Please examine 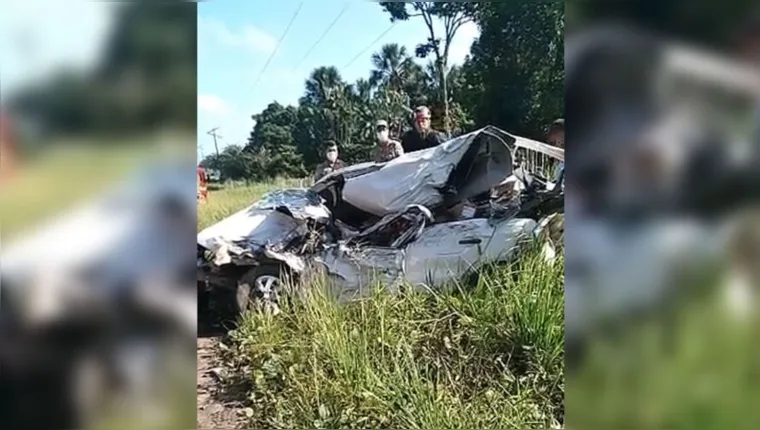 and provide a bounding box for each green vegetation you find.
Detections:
[199,183,565,429]
[0,134,193,240]
[194,8,566,424]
